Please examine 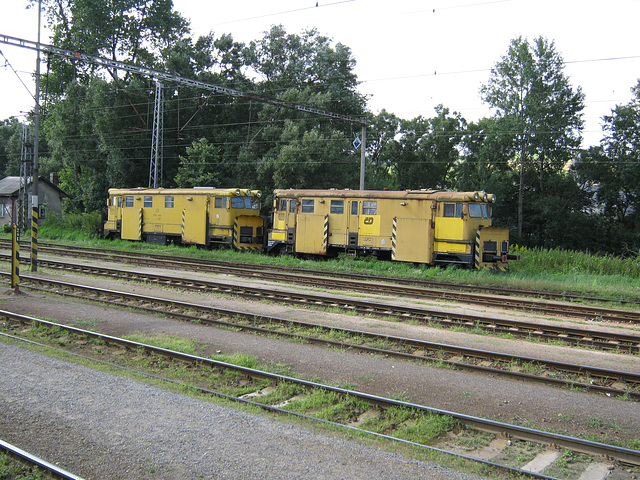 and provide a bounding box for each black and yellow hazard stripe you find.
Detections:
[323,215,329,253]
[11,225,19,289]
[232,219,239,250]
[391,217,397,261]
[474,230,481,270]
[31,205,38,272]
[138,208,143,240]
